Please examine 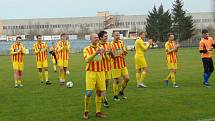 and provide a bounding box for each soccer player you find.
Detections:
[199,29,215,87]
[135,32,153,88]
[164,33,180,88]
[10,36,26,87]
[49,42,57,72]
[83,33,106,119]
[56,33,70,85]
[33,35,51,85]
[110,31,130,101]
[98,31,114,108]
